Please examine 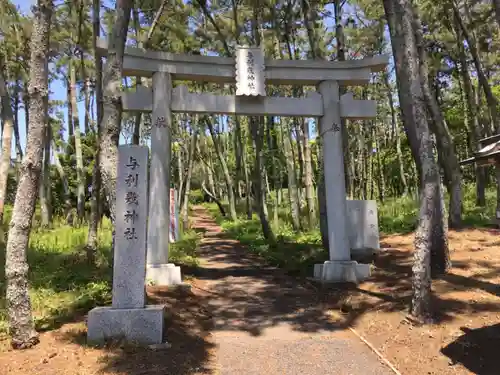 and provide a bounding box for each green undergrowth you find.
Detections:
[169,229,202,267]
[379,184,496,233]
[204,203,326,276]
[0,221,114,337]
[0,212,202,338]
[203,184,496,275]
